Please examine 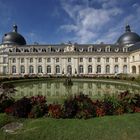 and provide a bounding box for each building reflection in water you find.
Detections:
[15,81,140,102]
